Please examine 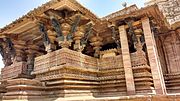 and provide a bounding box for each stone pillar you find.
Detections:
[90,35,103,58]
[141,17,166,94]
[118,25,136,95]
[13,41,26,62]
[26,45,40,75]
[26,51,35,75]
[73,27,85,52]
